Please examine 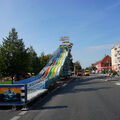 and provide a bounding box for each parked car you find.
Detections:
[76,70,84,76]
[84,70,90,76]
